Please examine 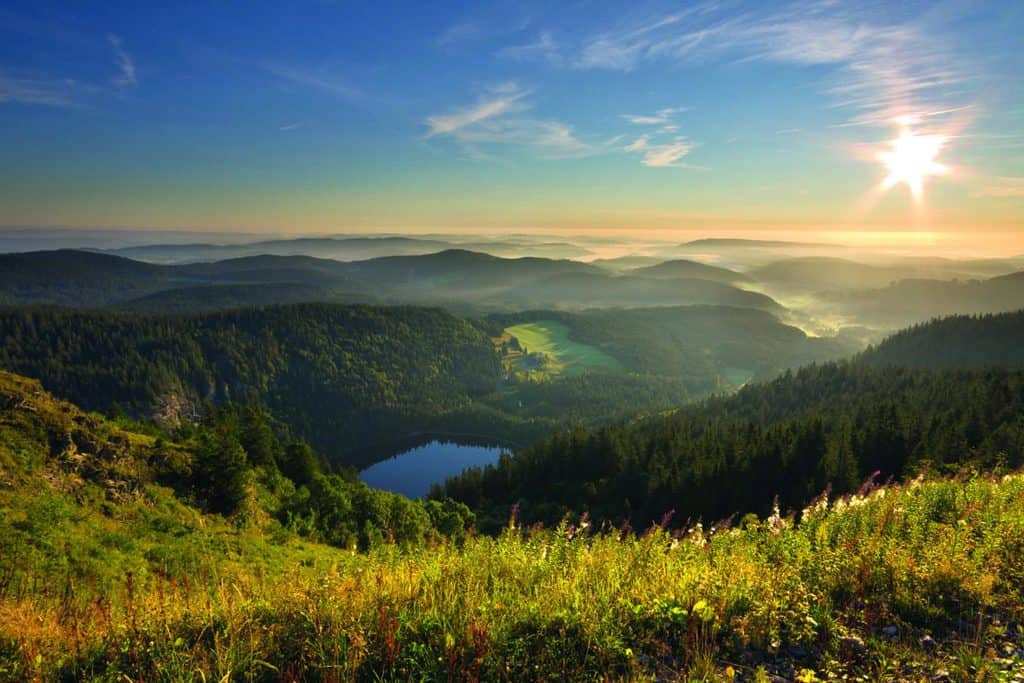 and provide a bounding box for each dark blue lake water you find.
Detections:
[359,440,505,498]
